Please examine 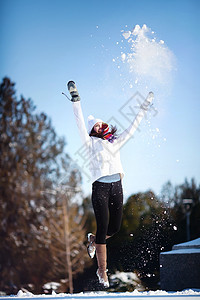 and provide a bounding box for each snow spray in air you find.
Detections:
[113,24,176,149]
[120,24,176,88]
